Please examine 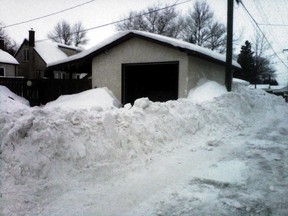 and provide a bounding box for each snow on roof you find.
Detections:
[48,30,241,68]
[34,40,70,65]
[0,49,19,65]
[57,43,83,52]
